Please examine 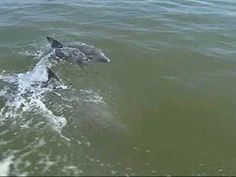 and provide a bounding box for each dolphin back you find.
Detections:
[46,37,111,63]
